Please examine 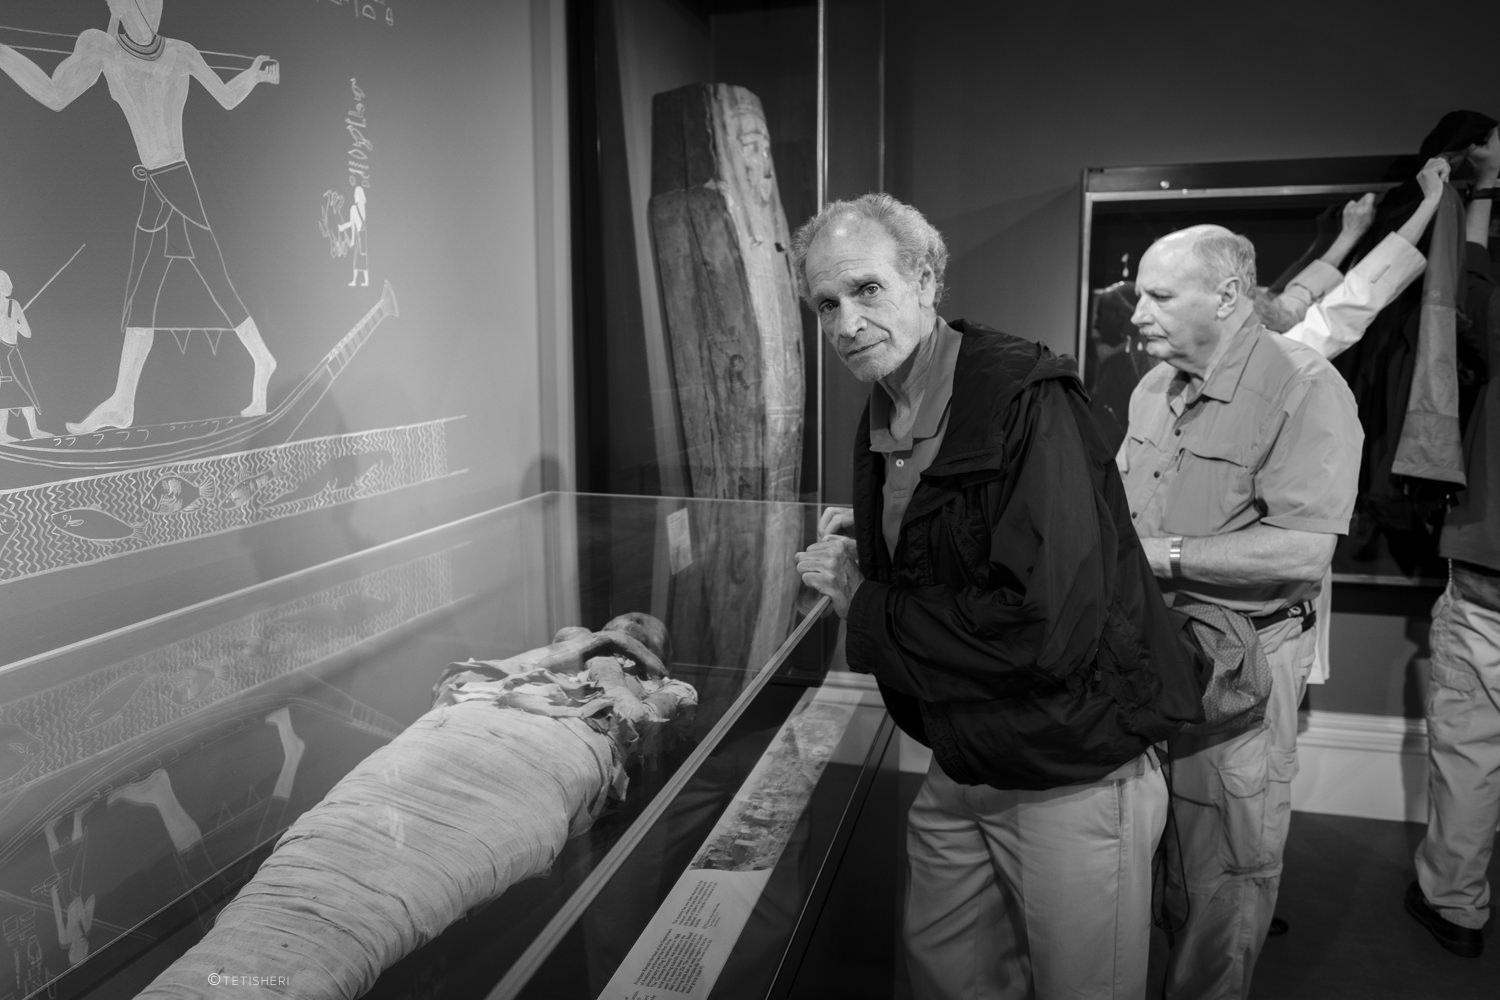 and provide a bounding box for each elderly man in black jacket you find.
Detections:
[793,193,1202,1000]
